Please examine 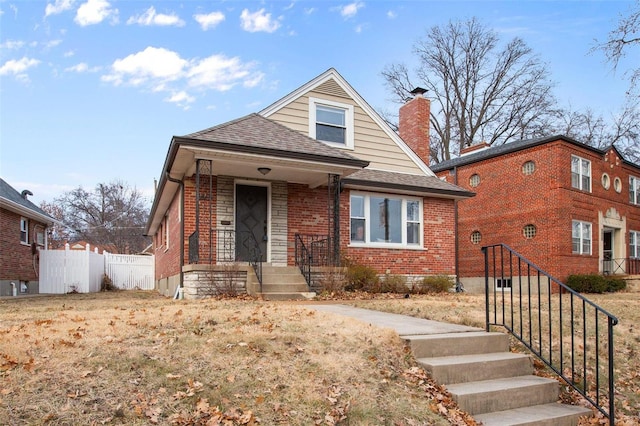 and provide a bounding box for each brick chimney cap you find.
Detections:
[410,87,428,96]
